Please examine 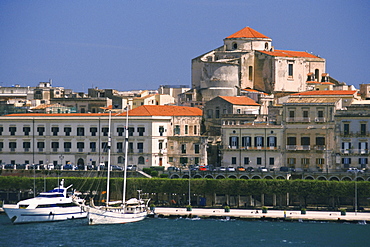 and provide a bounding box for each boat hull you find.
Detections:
[86,206,147,225]
[3,205,87,224]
